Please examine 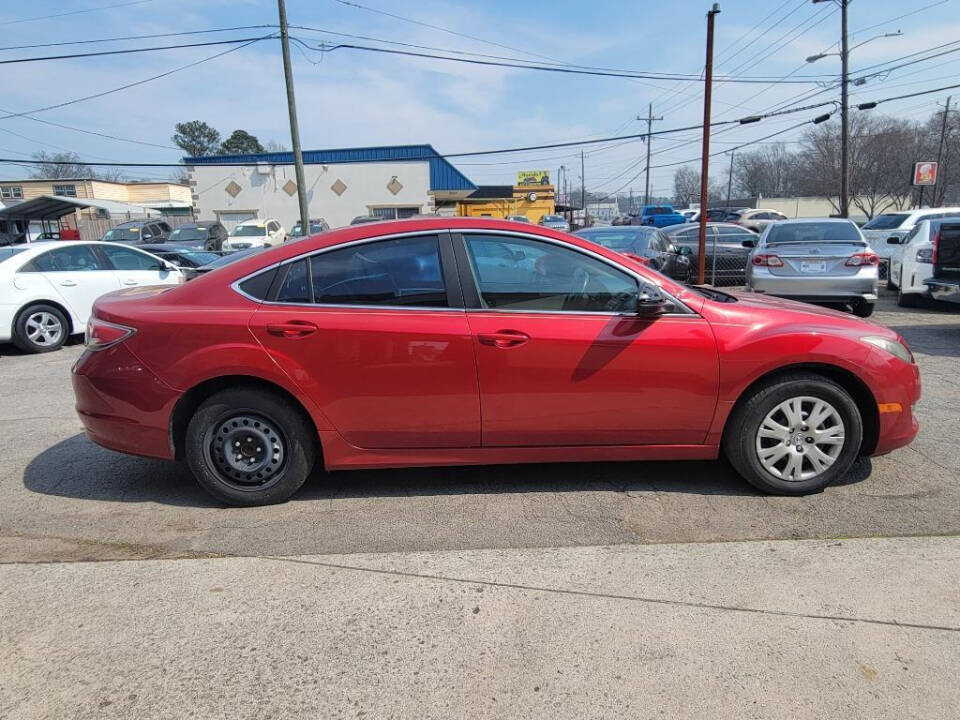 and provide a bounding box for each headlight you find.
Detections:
[862,335,914,364]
